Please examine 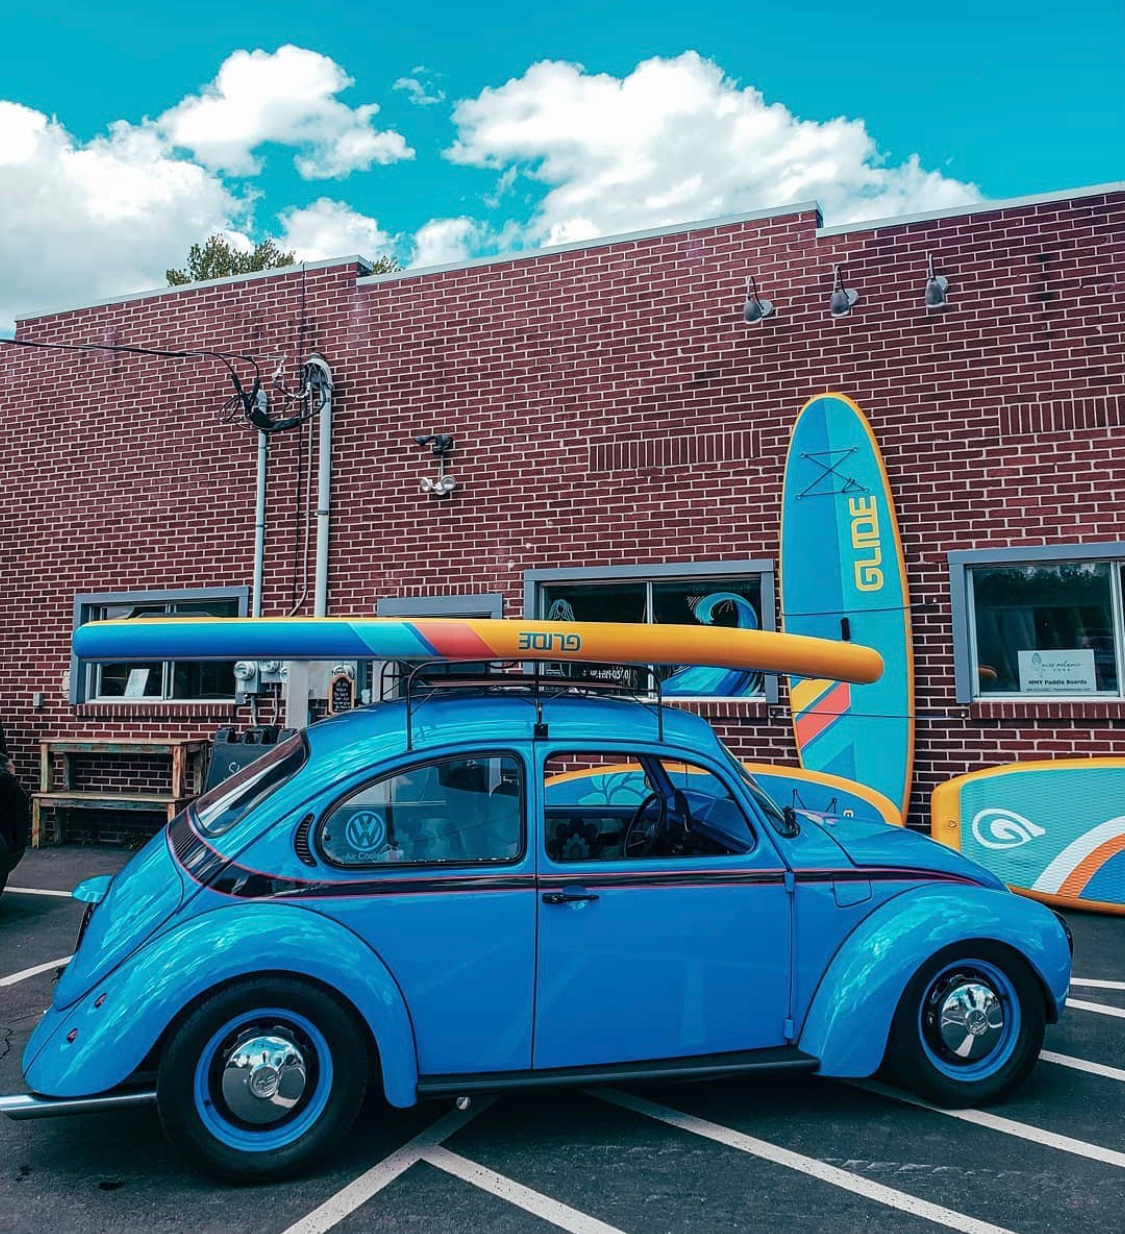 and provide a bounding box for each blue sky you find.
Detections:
[2,0,1122,328]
